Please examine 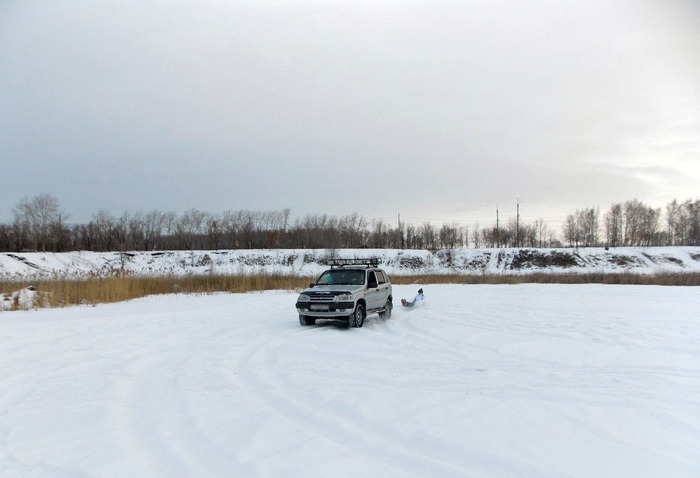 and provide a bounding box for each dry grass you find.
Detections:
[1,274,315,309]
[392,272,700,286]
[1,272,698,310]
